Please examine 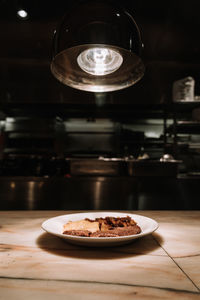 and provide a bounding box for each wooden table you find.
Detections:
[0,211,200,299]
